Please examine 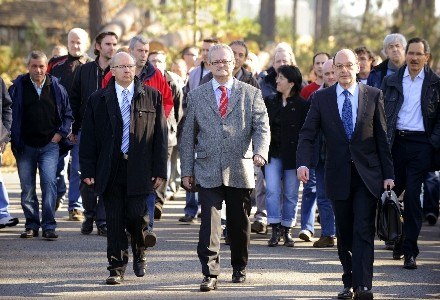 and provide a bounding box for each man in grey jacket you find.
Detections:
[180,44,270,292]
